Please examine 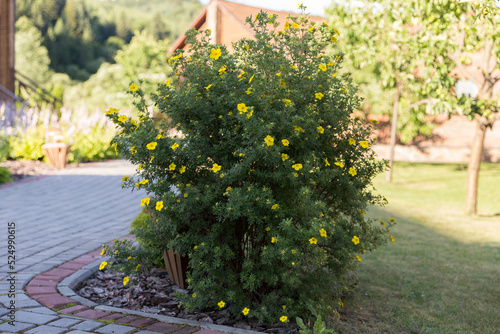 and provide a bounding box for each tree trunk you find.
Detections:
[386,82,401,183]
[465,117,488,215]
